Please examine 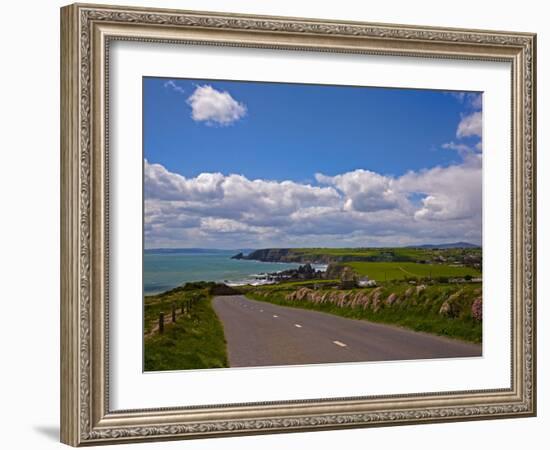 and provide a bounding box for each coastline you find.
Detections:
[144,246,481,296]
[144,250,328,295]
